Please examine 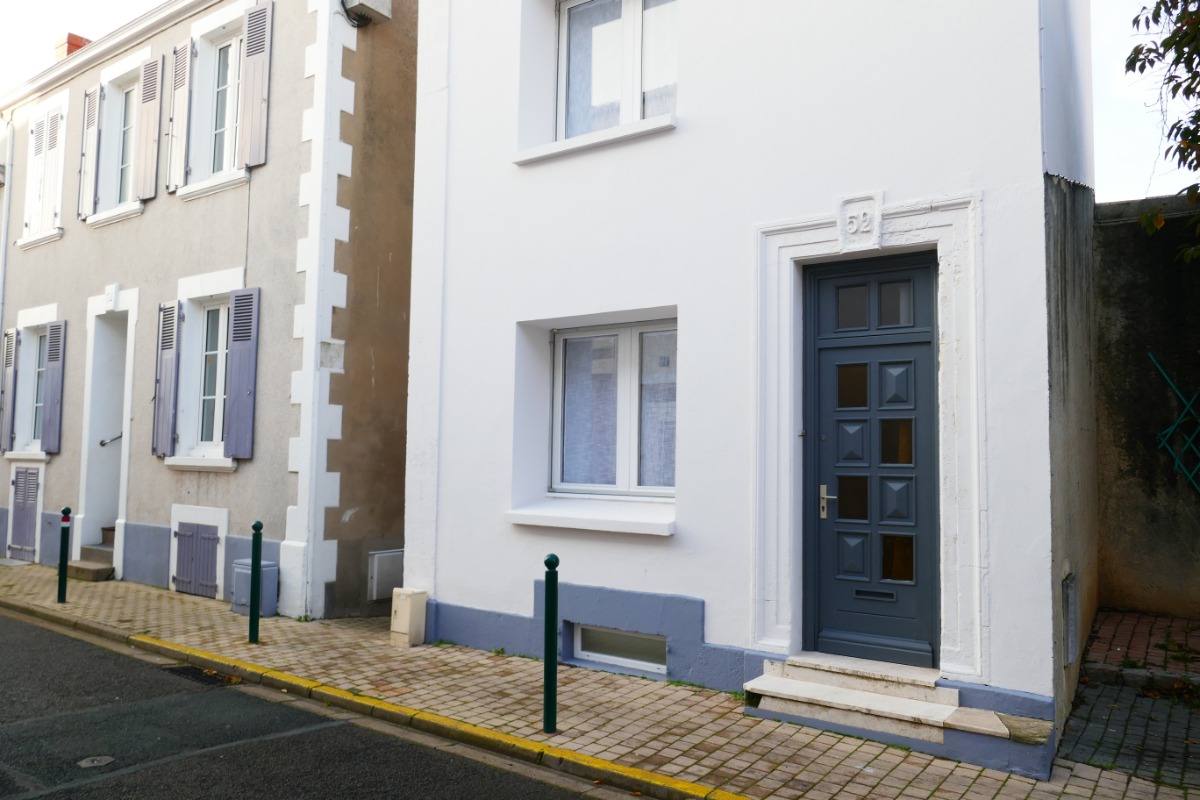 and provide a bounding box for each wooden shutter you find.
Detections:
[224,288,259,459]
[24,117,46,233]
[41,111,63,231]
[167,41,192,192]
[237,1,273,169]
[1,330,19,453]
[136,57,162,200]
[40,321,66,454]
[78,86,101,219]
[152,303,180,457]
